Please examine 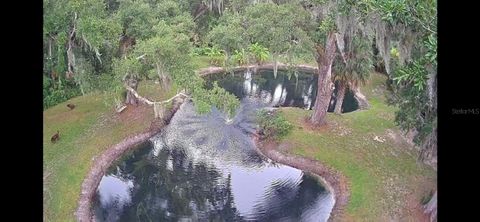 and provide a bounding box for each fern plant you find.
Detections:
[232,49,248,66]
[204,46,225,66]
[248,43,269,64]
